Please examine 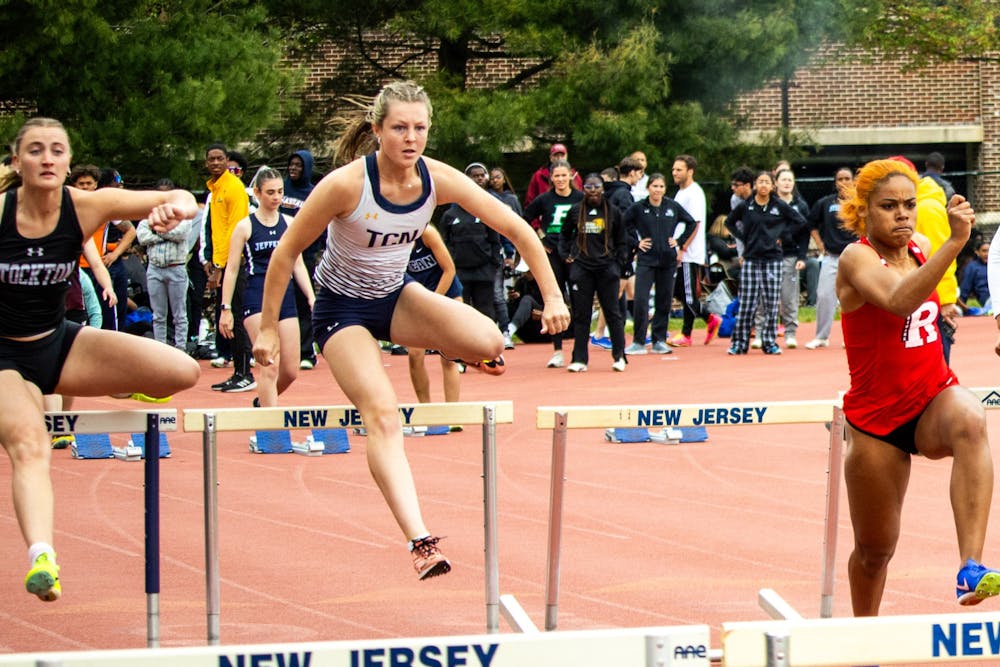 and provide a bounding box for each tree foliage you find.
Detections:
[836,0,1000,67]
[0,1,301,185]
[2,1,995,188]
